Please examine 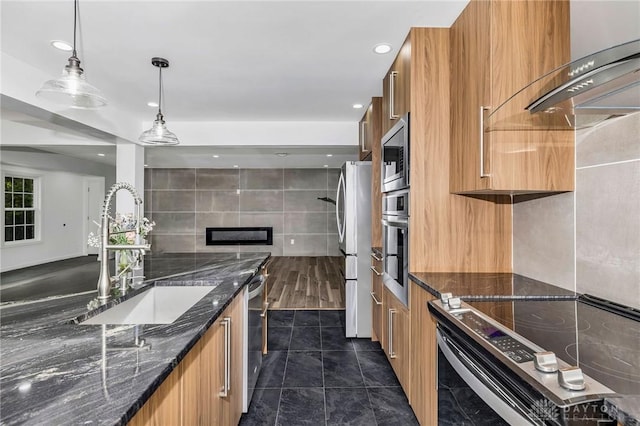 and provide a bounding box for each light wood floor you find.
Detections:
[265,256,344,310]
